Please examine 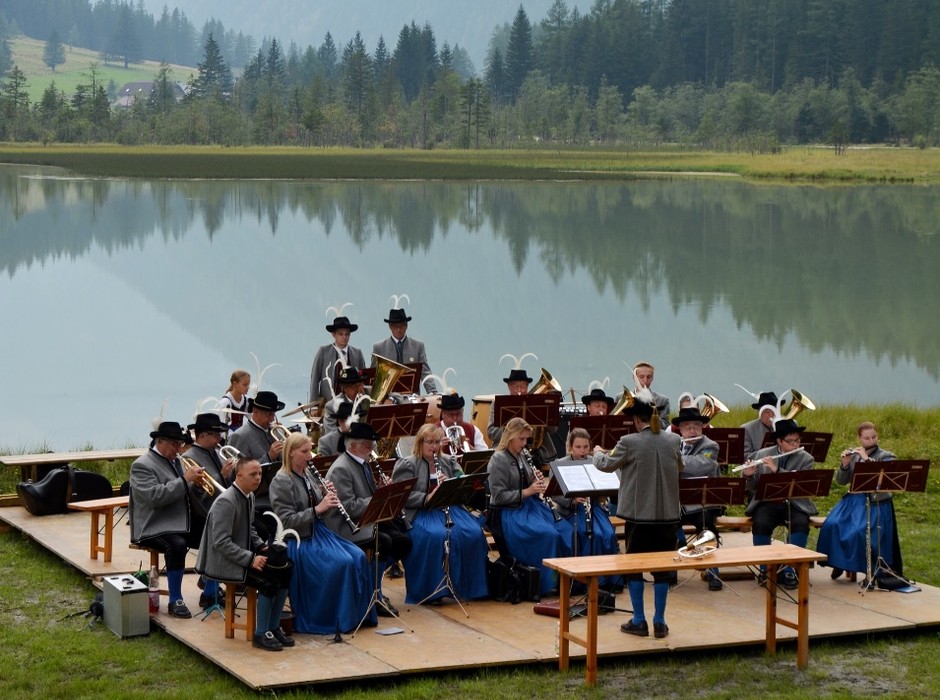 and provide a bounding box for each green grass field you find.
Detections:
[8,35,196,103]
